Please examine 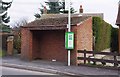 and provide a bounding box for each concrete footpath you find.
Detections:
[1,55,120,76]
